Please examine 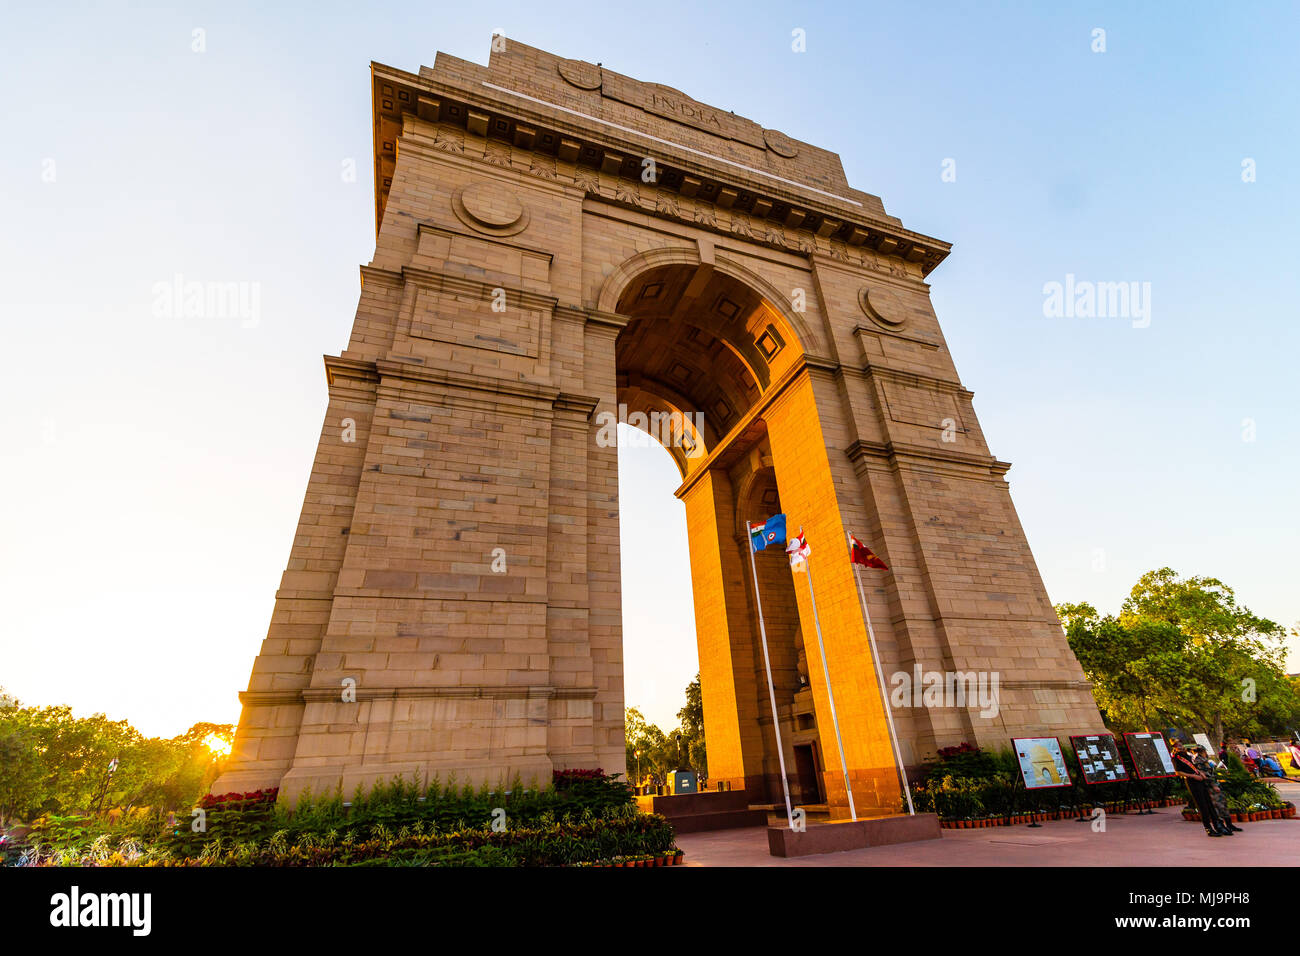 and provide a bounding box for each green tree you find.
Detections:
[677,674,707,780]
[1059,568,1295,750]
[624,676,710,789]
[0,688,234,824]
[624,707,669,788]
